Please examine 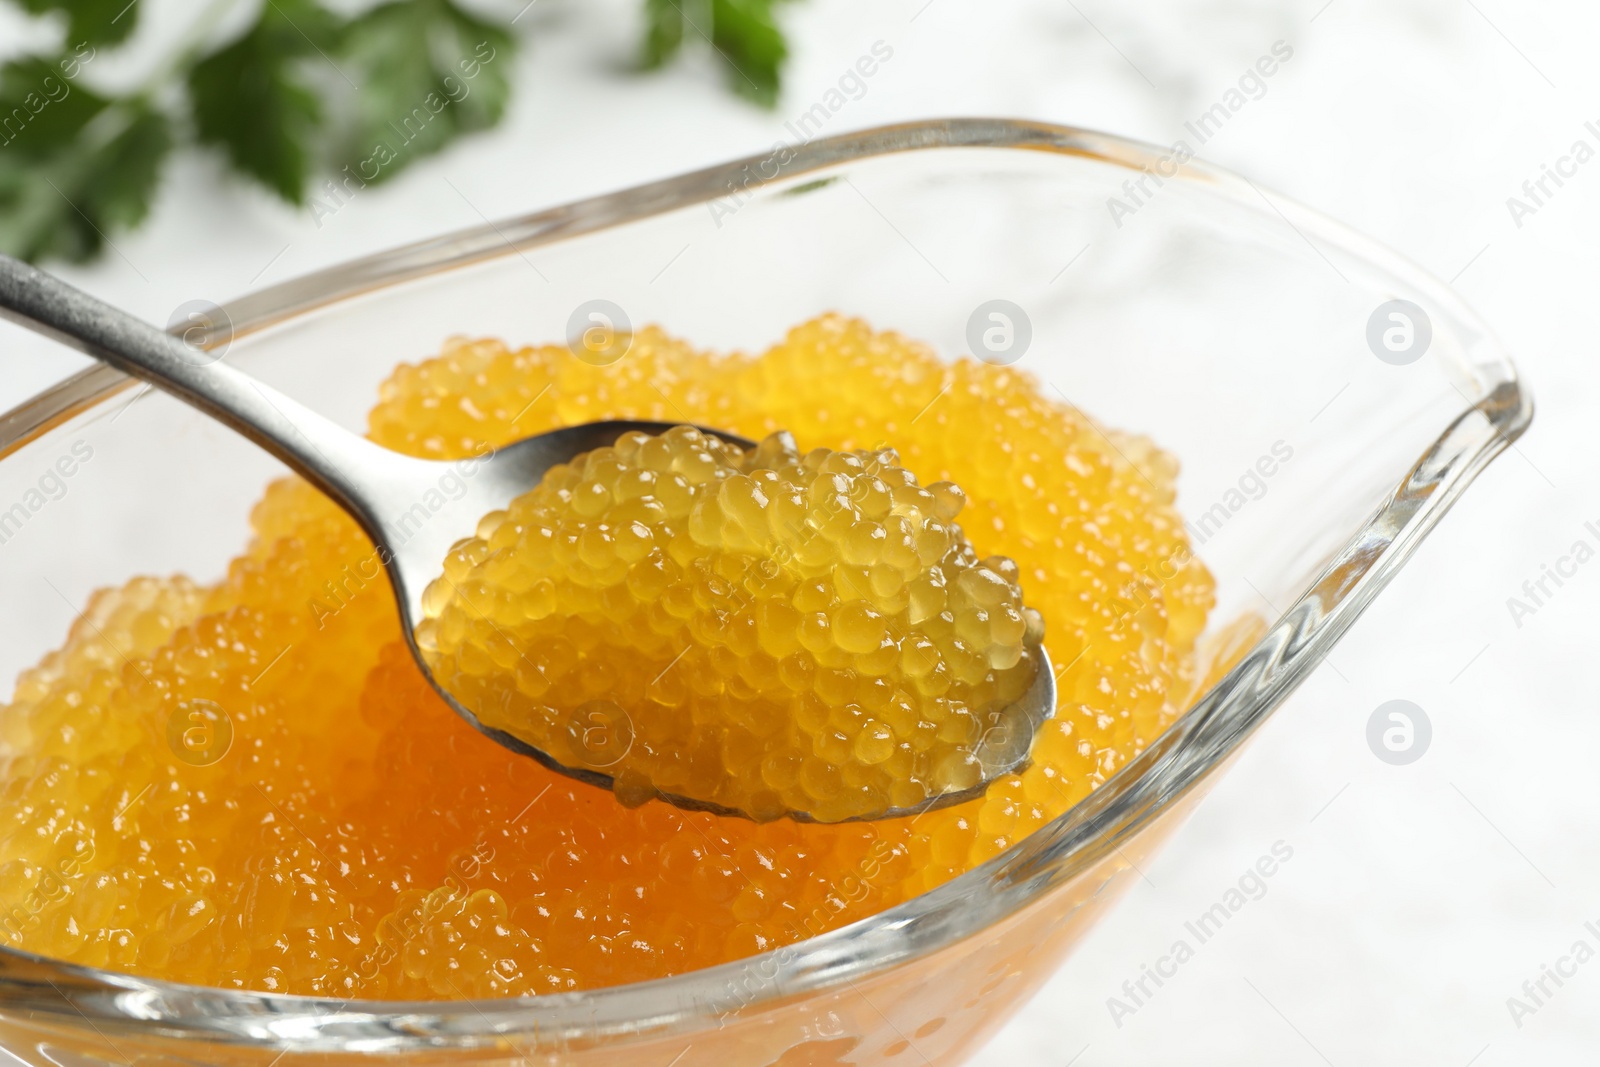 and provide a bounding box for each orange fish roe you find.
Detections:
[0,315,1214,998]
[418,425,1045,823]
